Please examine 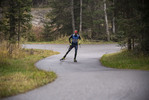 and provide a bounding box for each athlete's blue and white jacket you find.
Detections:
[69,34,81,45]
